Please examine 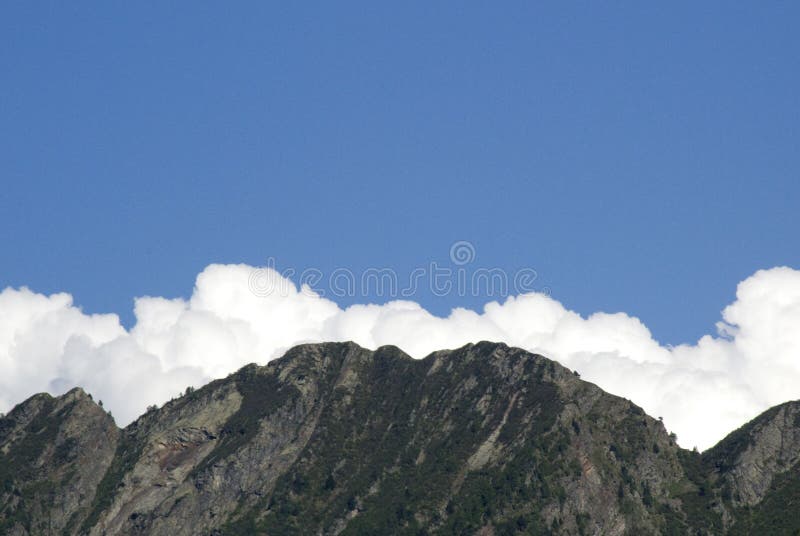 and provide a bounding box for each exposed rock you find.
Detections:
[1,341,799,534]
[0,388,117,535]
